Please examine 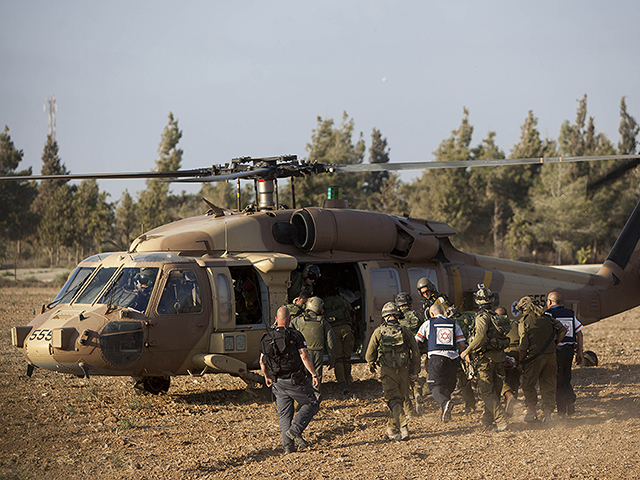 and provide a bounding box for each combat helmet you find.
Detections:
[417,277,437,293]
[516,295,543,315]
[474,284,495,306]
[395,292,413,307]
[303,264,321,281]
[306,296,324,314]
[582,350,598,367]
[381,302,401,324]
